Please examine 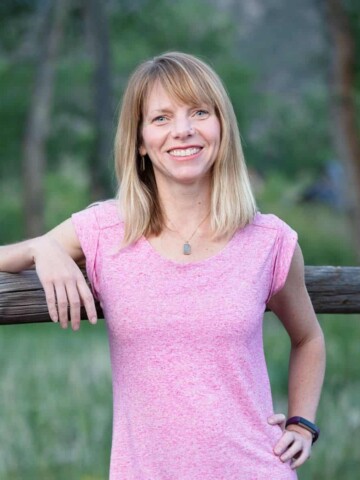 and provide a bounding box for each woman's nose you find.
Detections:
[171,117,194,138]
